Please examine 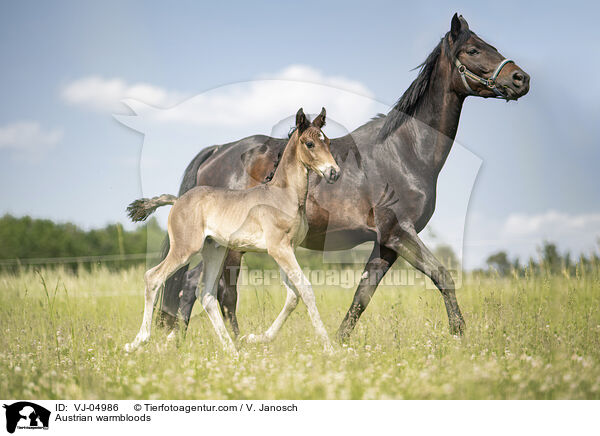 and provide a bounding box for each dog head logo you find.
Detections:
[3,402,50,433]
